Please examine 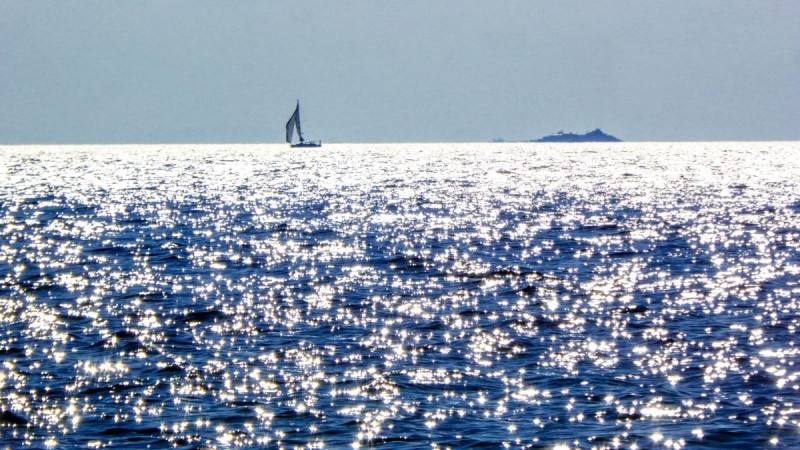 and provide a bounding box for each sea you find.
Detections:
[1,142,799,449]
